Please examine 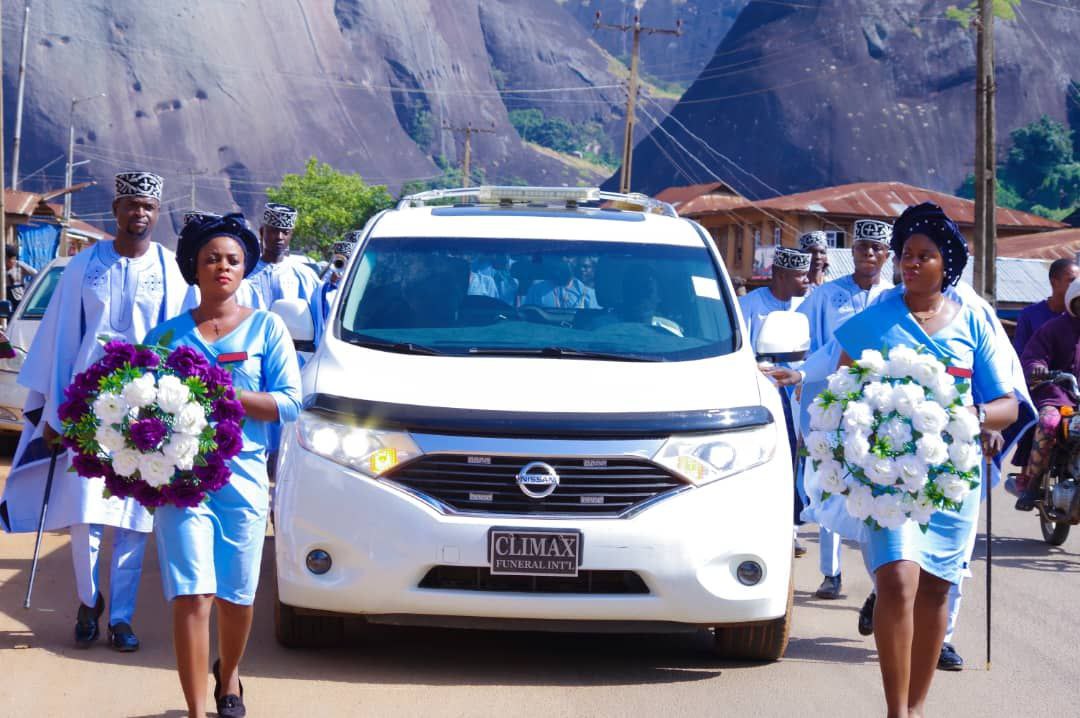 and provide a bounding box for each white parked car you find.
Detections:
[0,256,69,433]
[271,187,807,660]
